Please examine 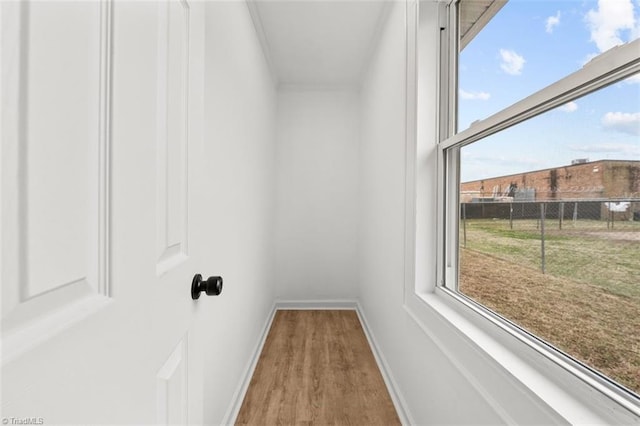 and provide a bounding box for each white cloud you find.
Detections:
[462,152,543,168]
[499,49,525,75]
[570,142,640,156]
[559,101,578,112]
[585,0,636,52]
[602,111,640,135]
[624,73,640,84]
[459,89,491,100]
[546,11,561,33]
